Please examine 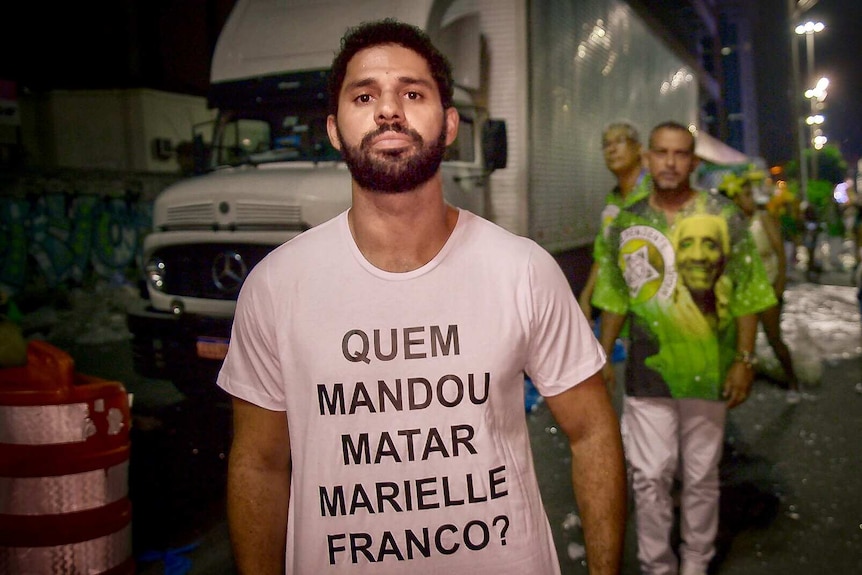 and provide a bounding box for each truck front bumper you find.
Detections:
[126,301,233,393]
